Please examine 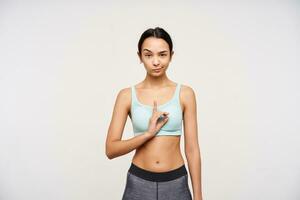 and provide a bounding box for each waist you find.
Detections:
[132,149,184,173]
[128,162,187,182]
